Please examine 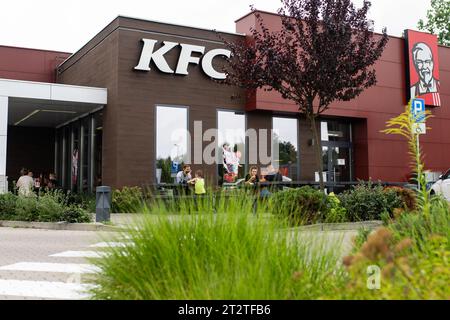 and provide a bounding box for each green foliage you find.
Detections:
[36,193,65,222]
[14,196,38,222]
[0,193,18,220]
[269,186,328,225]
[61,205,92,223]
[112,187,144,213]
[67,192,96,213]
[338,182,404,221]
[382,102,434,217]
[89,212,345,299]
[332,201,450,299]
[0,191,91,223]
[146,188,264,216]
[418,0,450,46]
[324,192,348,223]
[156,157,173,184]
